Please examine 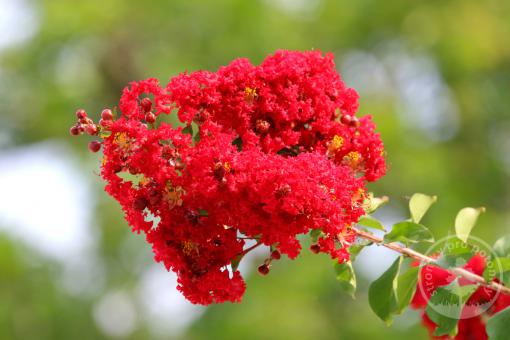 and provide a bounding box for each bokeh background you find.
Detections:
[1,0,510,339]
